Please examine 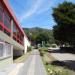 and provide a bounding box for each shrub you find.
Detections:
[34,45,39,49]
[39,48,44,56]
[39,47,48,56]
[45,43,50,47]
[47,64,69,75]
[51,44,57,48]
[27,46,32,52]
[39,47,48,52]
